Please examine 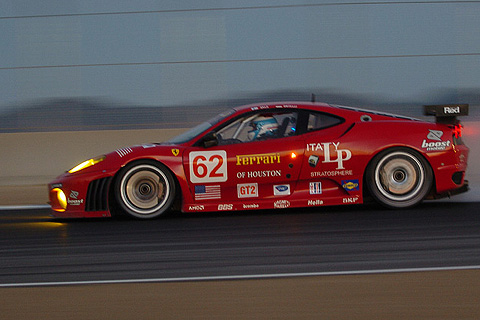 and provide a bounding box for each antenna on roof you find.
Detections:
[311,94,316,102]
